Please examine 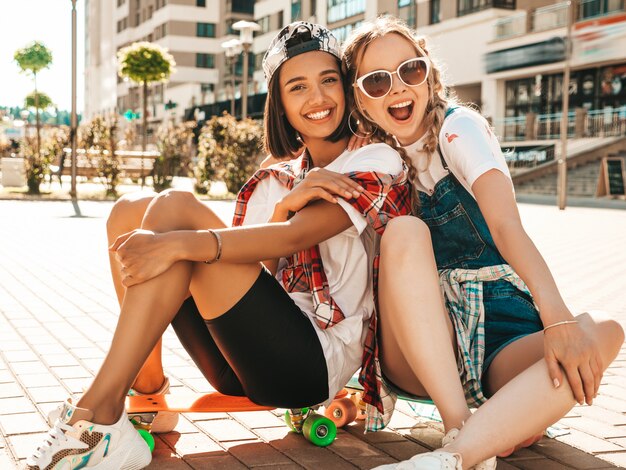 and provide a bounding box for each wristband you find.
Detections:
[543,320,578,333]
[204,229,222,264]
